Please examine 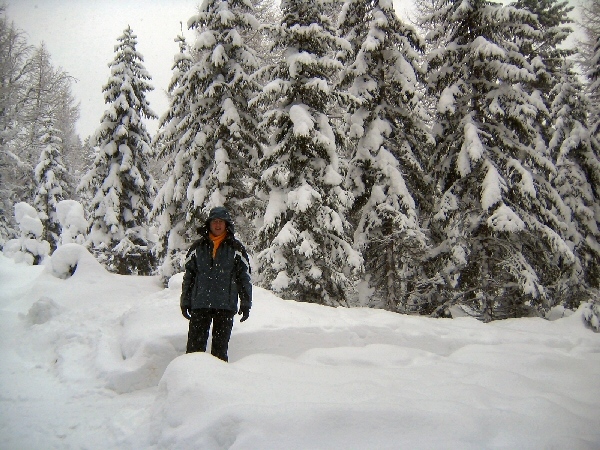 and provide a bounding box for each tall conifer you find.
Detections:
[549,62,600,300]
[79,26,156,275]
[152,0,263,284]
[337,0,434,312]
[425,0,575,320]
[254,0,361,306]
[33,117,70,251]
